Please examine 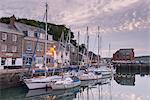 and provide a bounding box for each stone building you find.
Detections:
[0,15,55,69]
[0,17,24,69]
[113,48,135,61]
[14,20,54,68]
[69,44,98,66]
[0,15,71,69]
